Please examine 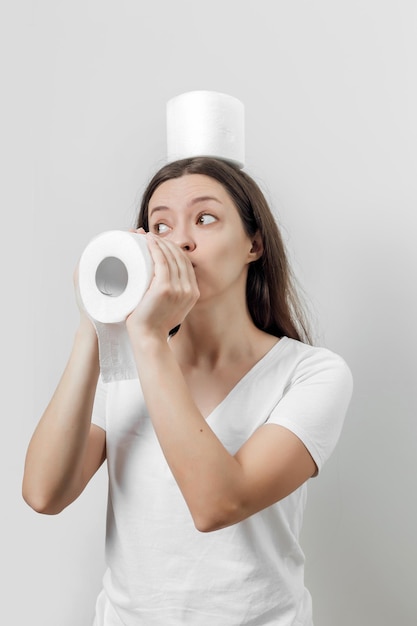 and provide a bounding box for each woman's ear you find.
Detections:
[248,231,263,262]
